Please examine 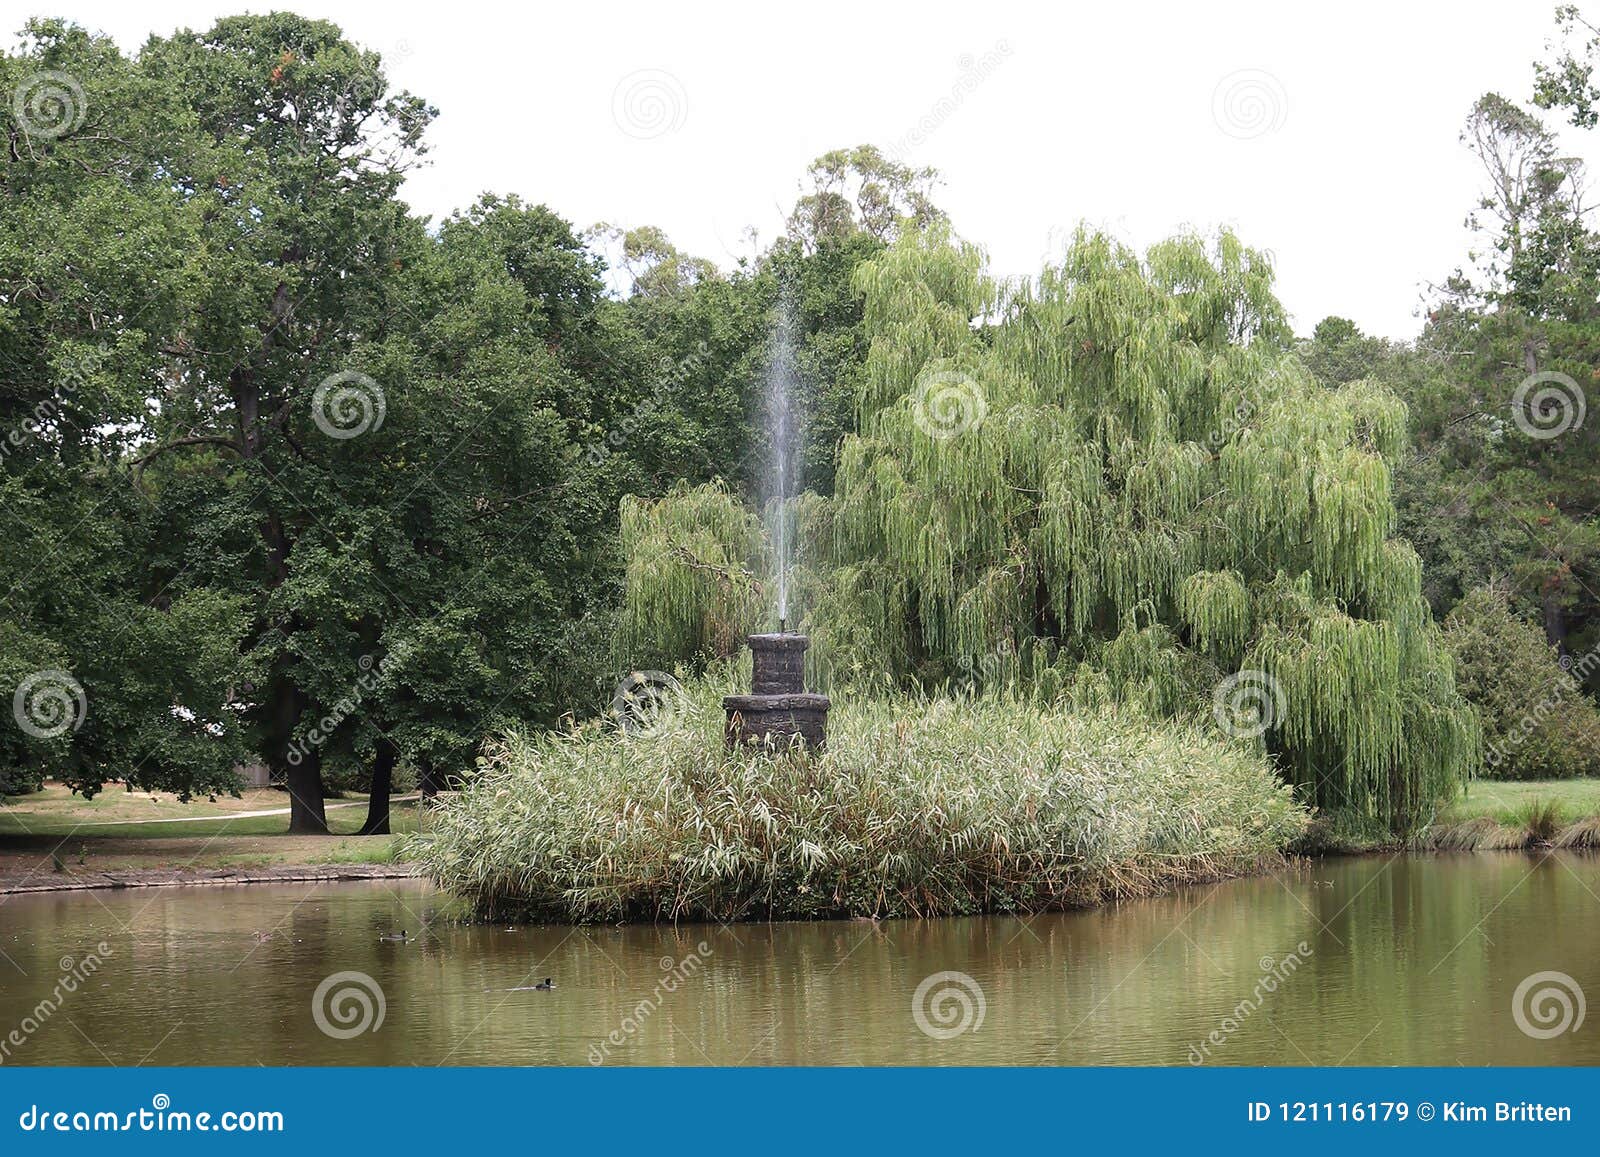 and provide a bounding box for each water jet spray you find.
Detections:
[722,282,829,748]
